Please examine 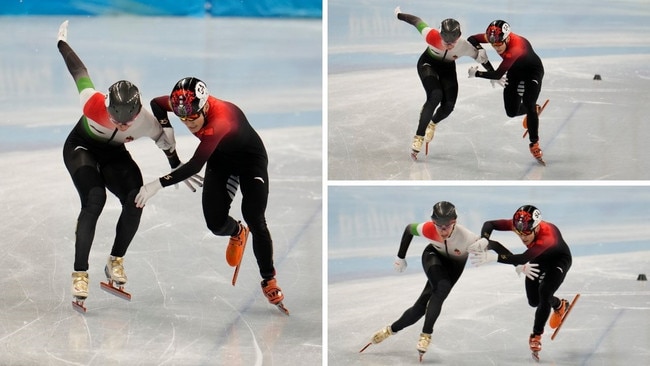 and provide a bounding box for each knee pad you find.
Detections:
[83,187,107,216]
